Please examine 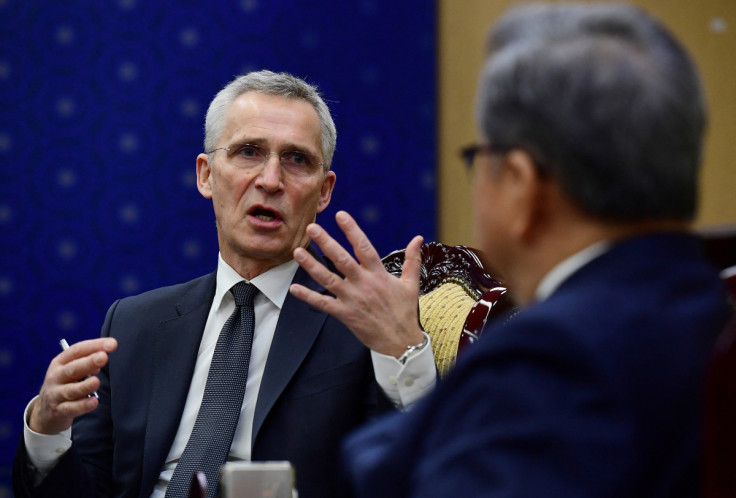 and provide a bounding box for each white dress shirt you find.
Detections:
[534,241,611,302]
[24,253,436,495]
